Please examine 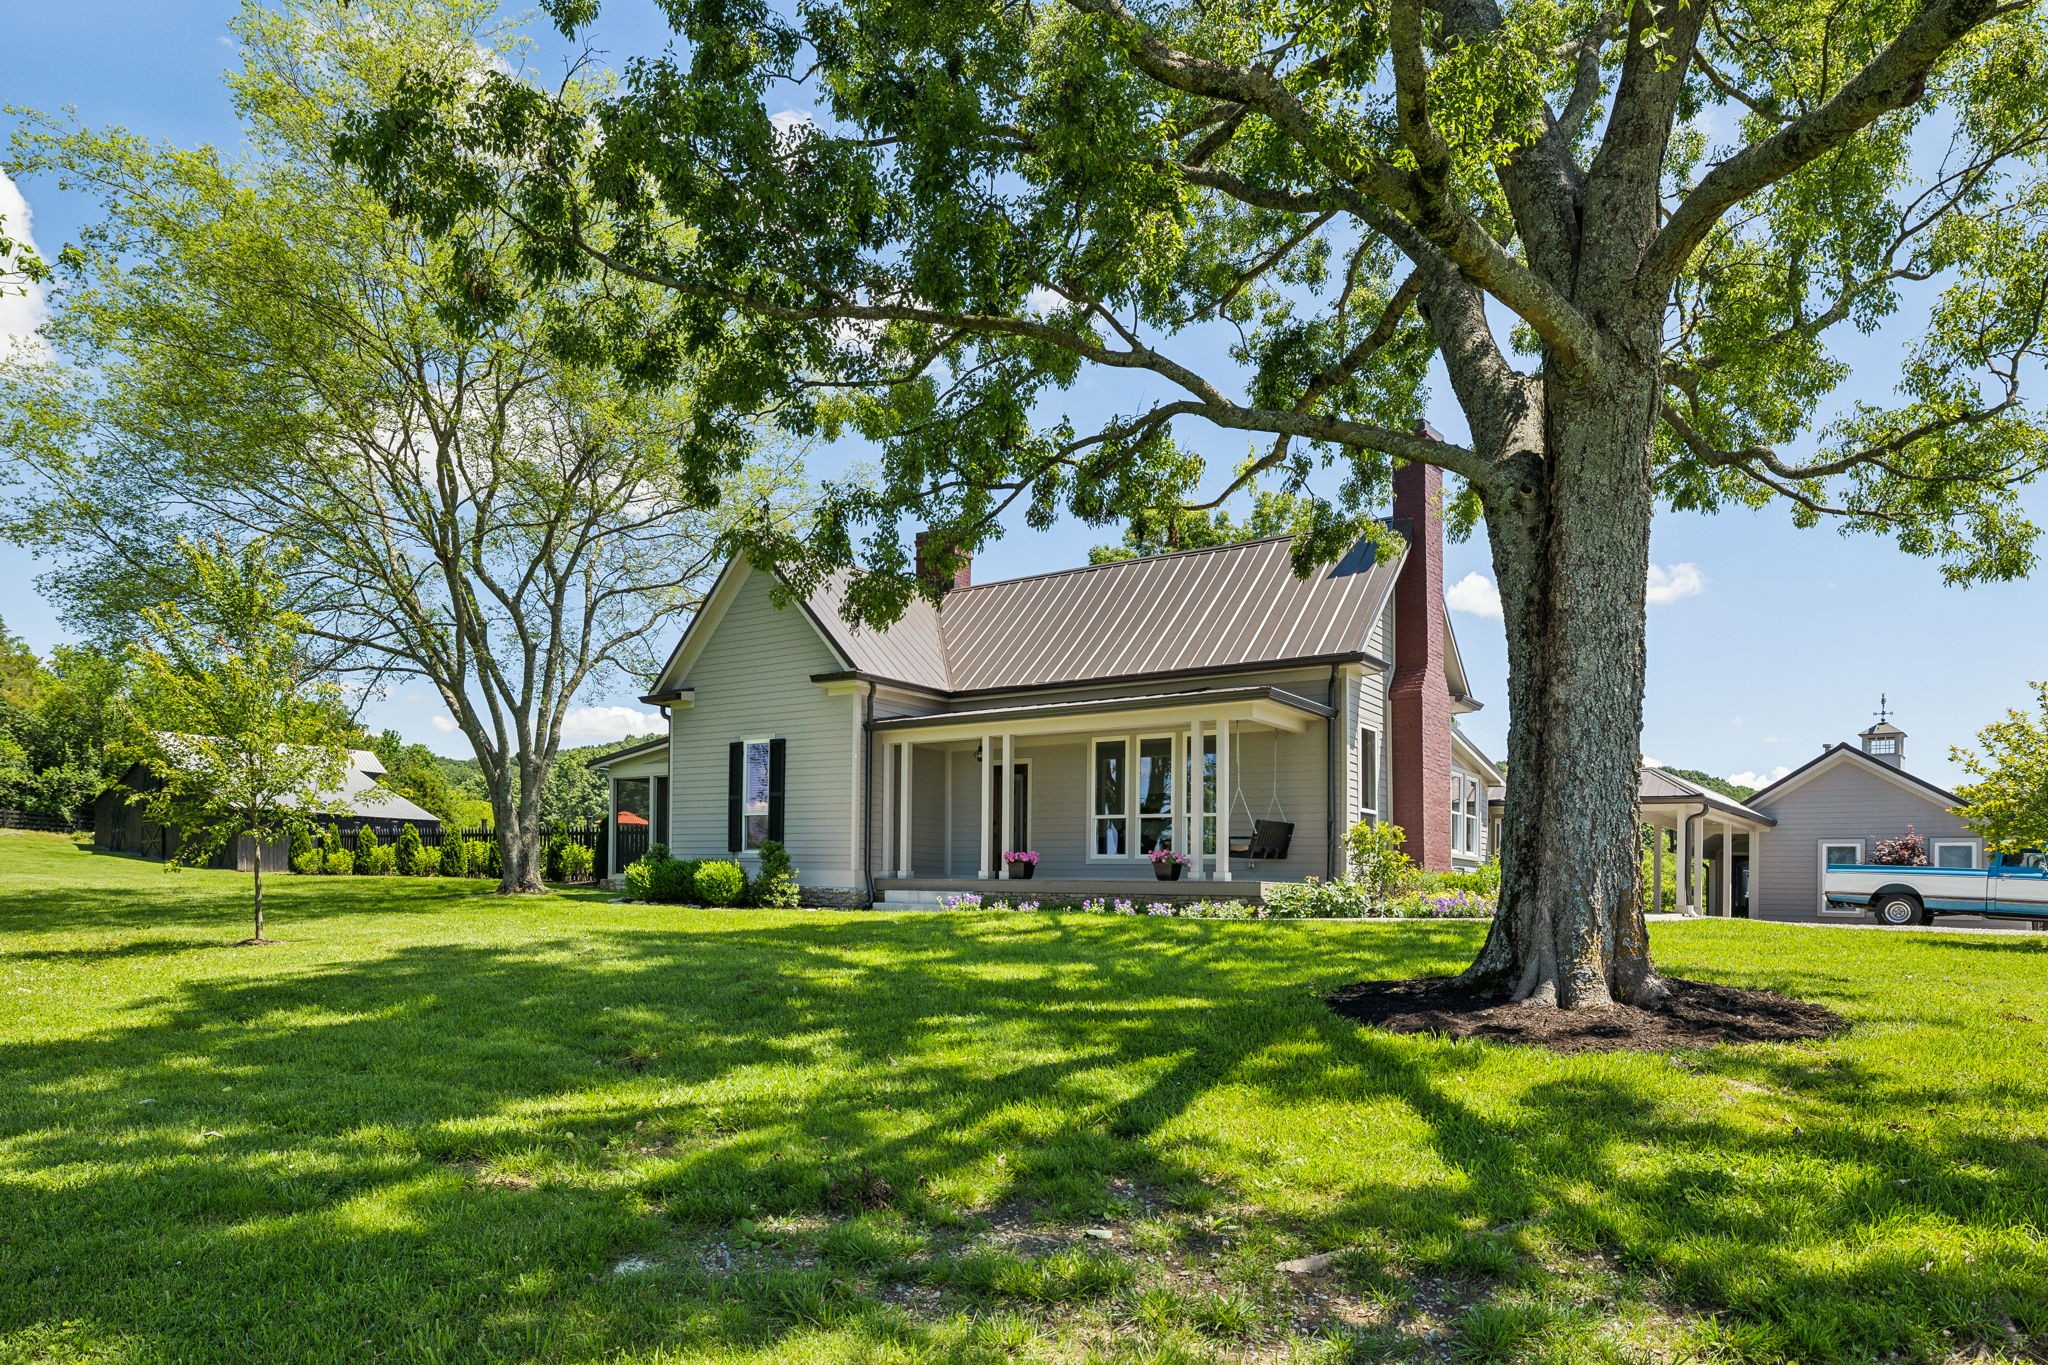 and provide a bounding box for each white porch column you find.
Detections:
[977,733,994,879]
[1214,716,1232,882]
[1651,819,1664,914]
[999,732,1016,875]
[879,739,896,878]
[607,776,620,880]
[1749,830,1762,916]
[1174,728,1190,870]
[897,740,914,877]
[1717,820,1733,917]
[1674,814,1690,913]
